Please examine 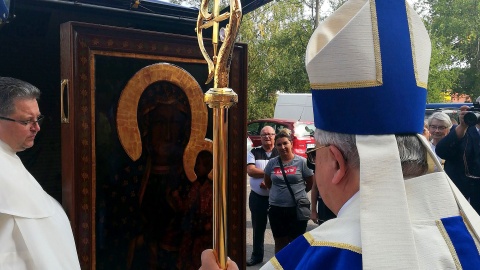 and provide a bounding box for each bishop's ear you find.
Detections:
[329,145,347,184]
